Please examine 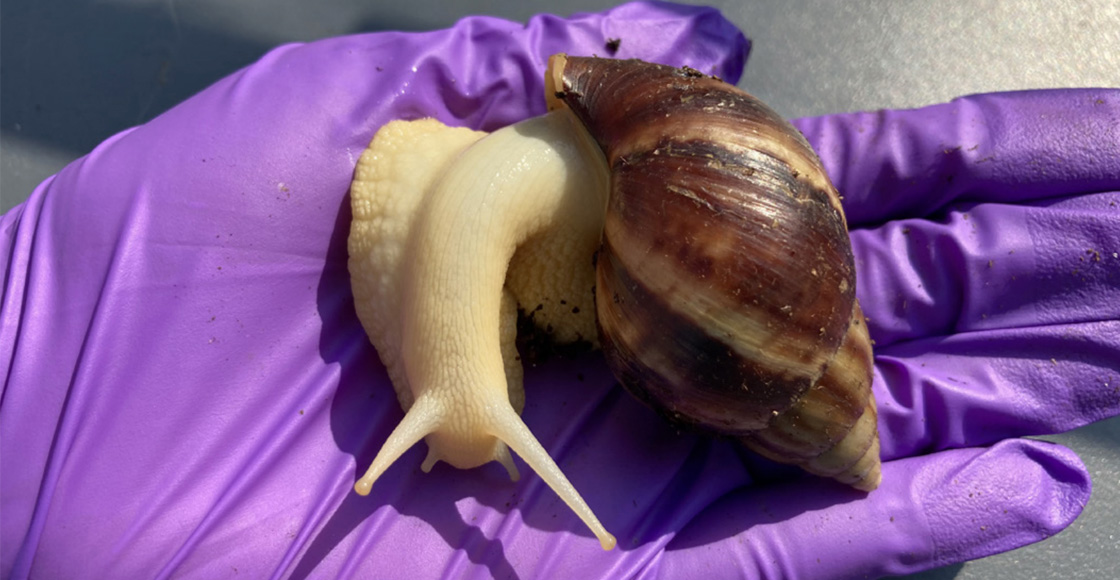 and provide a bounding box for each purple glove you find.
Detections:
[2,3,1116,579]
